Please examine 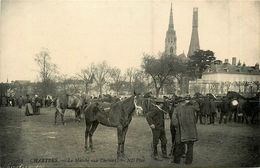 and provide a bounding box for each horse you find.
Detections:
[83,93,138,159]
[219,91,259,124]
[101,94,121,103]
[54,94,86,125]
